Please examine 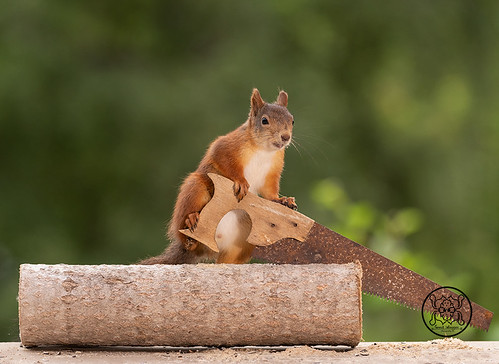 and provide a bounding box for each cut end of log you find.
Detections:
[19,262,362,347]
